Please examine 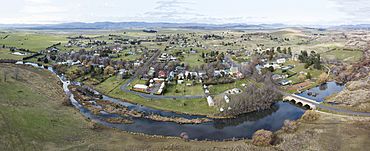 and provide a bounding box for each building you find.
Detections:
[117,69,129,79]
[224,95,230,103]
[133,84,148,92]
[276,58,286,64]
[207,96,215,106]
[158,70,167,78]
[279,79,292,86]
